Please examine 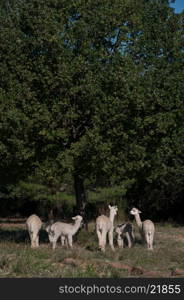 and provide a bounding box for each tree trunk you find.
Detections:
[73,173,88,230]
